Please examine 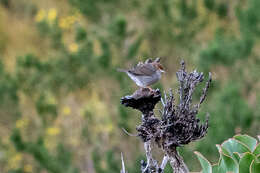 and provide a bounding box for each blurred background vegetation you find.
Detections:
[0,0,259,172]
